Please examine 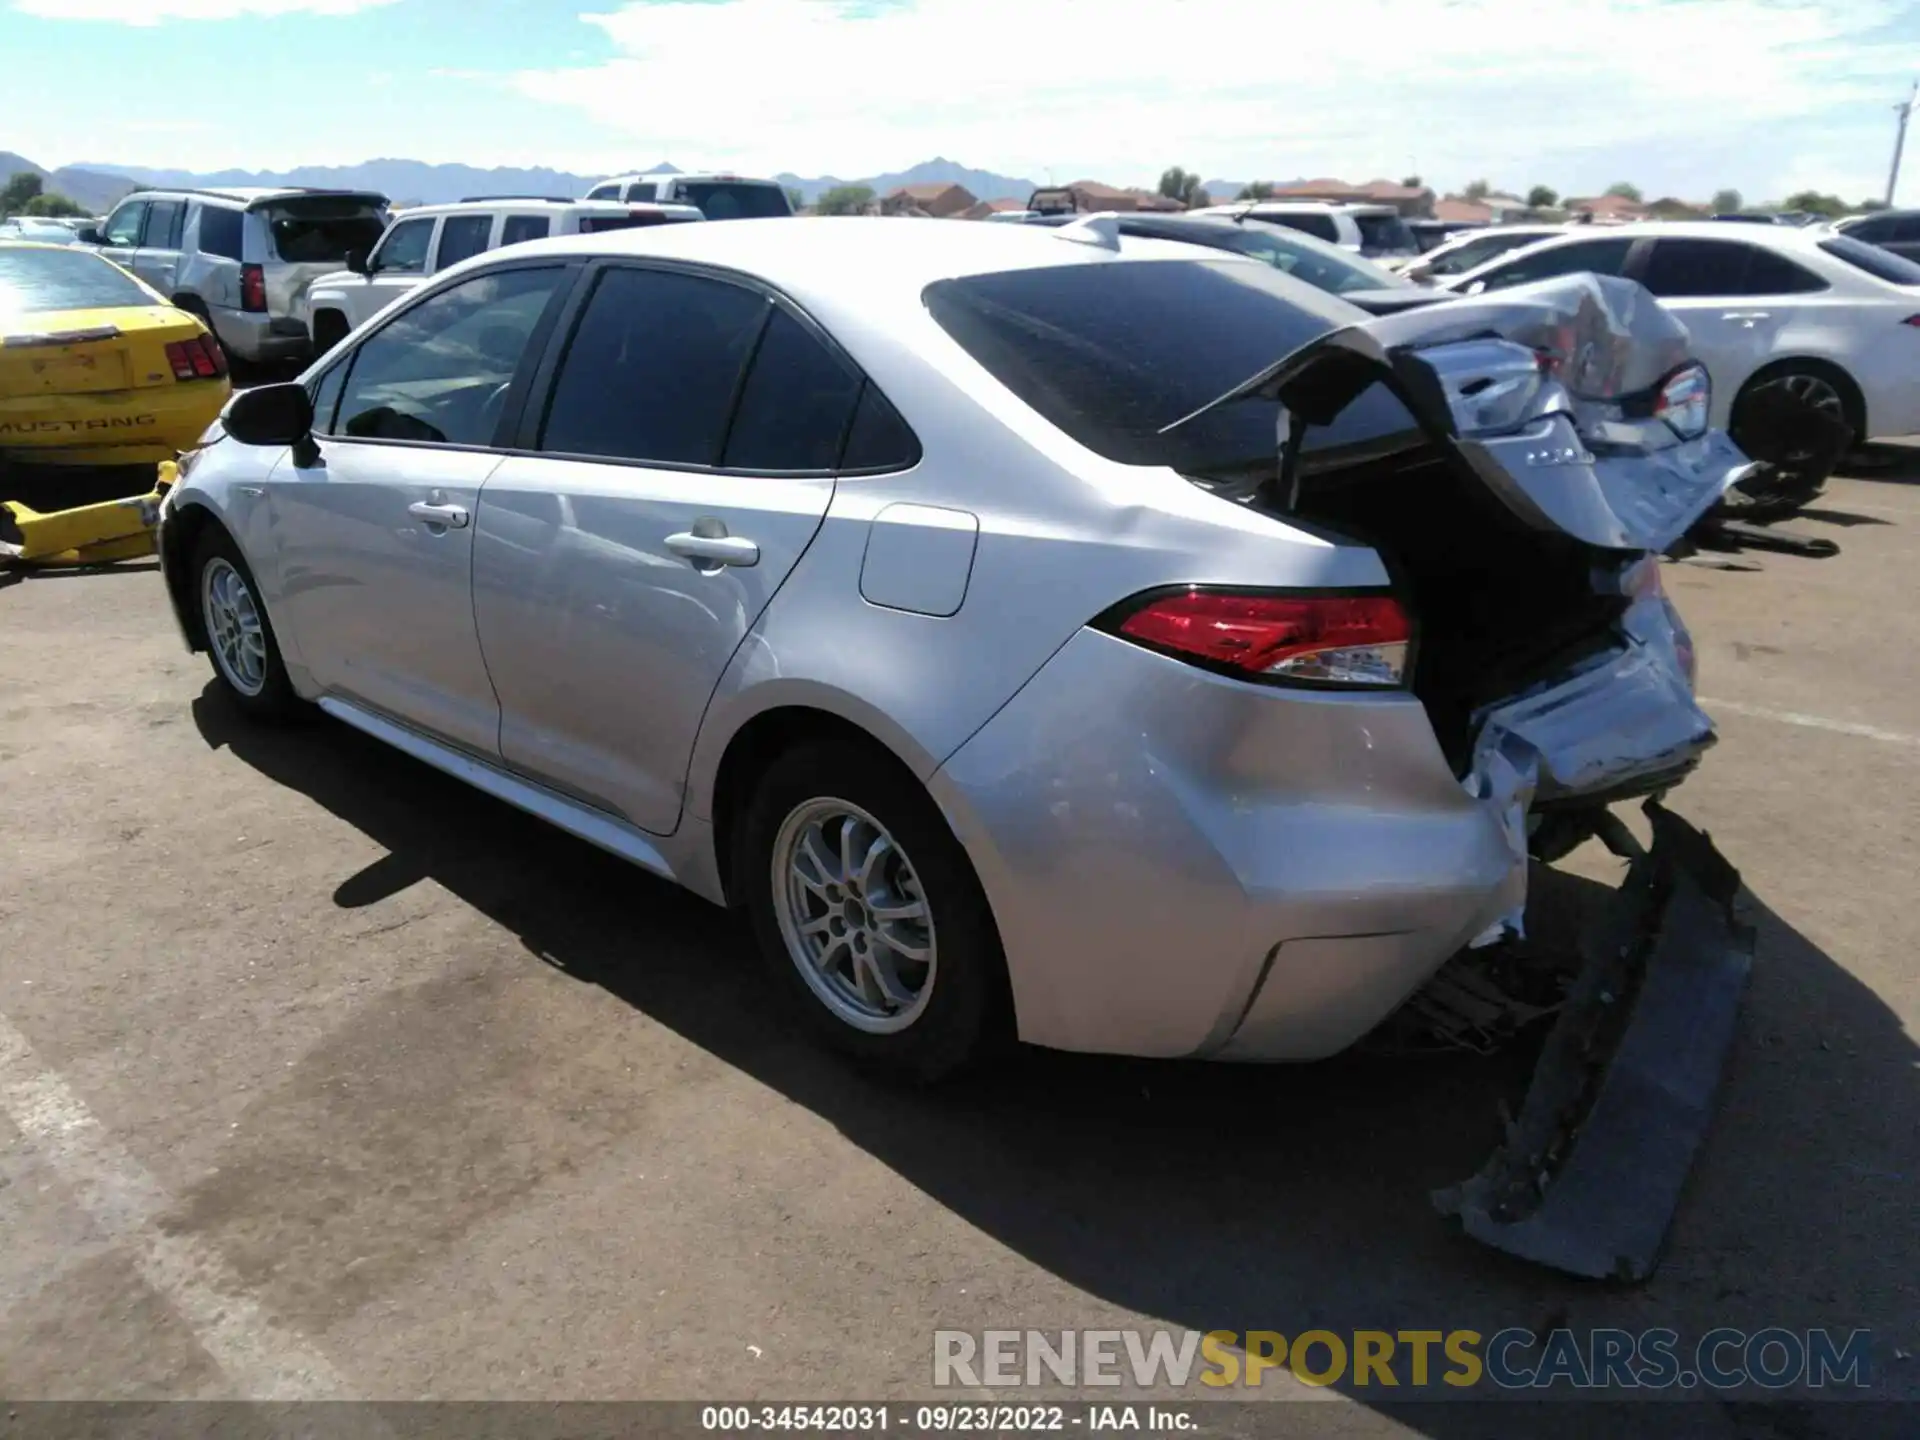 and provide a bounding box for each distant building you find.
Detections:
[1269,177,1435,217]
[1434,192,1532,225]
[1562,193,1649,224]
[880,182,978,218]
[1058,180,1185,213]
[959,197,1029,220]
